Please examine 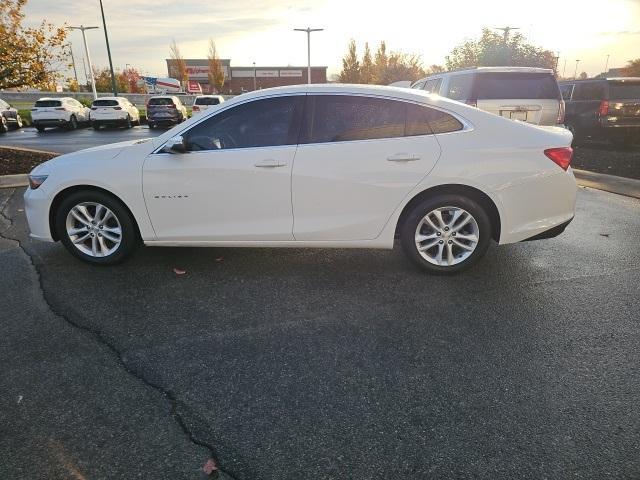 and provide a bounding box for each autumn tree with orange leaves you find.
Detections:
[0,0,68,90]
